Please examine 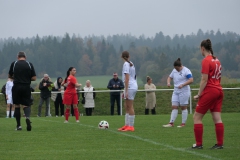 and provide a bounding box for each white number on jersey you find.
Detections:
[212,63,221,79]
